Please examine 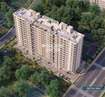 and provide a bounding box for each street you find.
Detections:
[0,27,16,46]
[63,48,105,97]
